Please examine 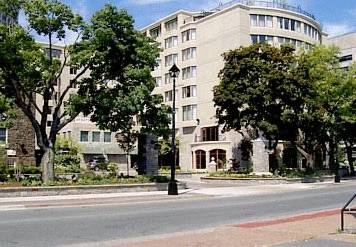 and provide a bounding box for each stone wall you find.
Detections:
[7,109,36,165]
